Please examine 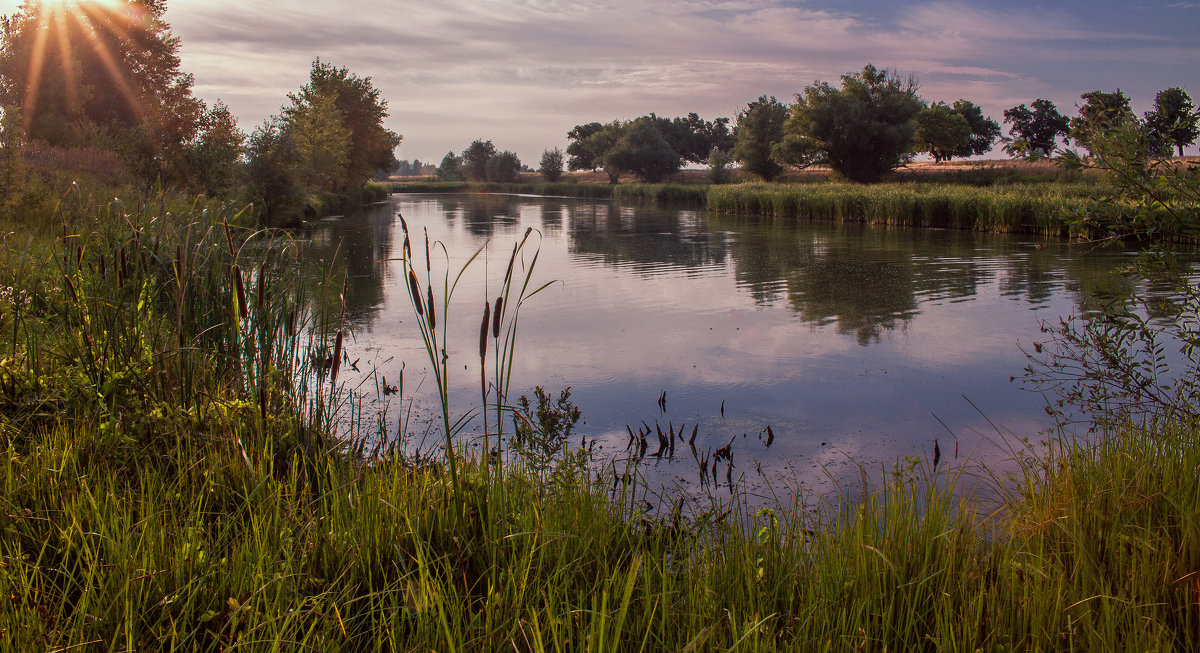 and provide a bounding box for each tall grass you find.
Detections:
[2,185,1197,649]
[707,181,1110,235]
